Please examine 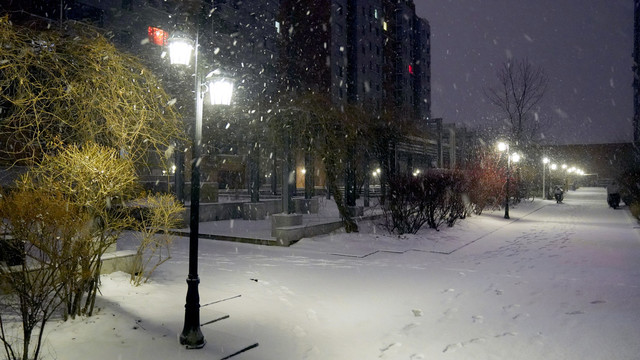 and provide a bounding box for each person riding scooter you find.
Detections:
[607,181,621,209]
[554,185,564,204]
